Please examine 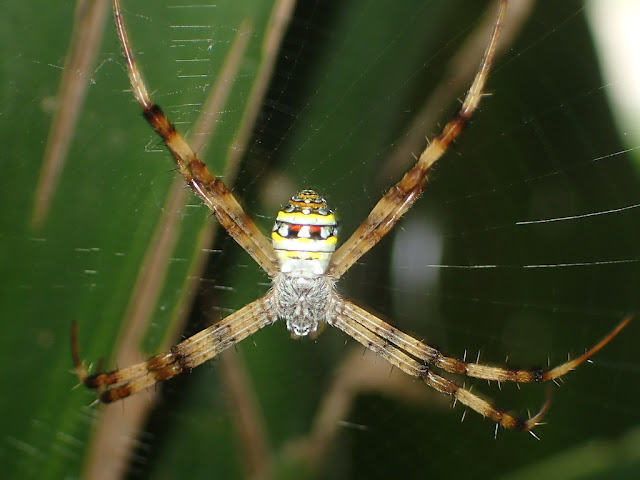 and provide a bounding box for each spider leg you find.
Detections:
[327,1,507,279]
[111,0,279,276]
[71,321,89,382]
[331,301,549,431]
[339,300,631,383]
[73,297,274,403]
